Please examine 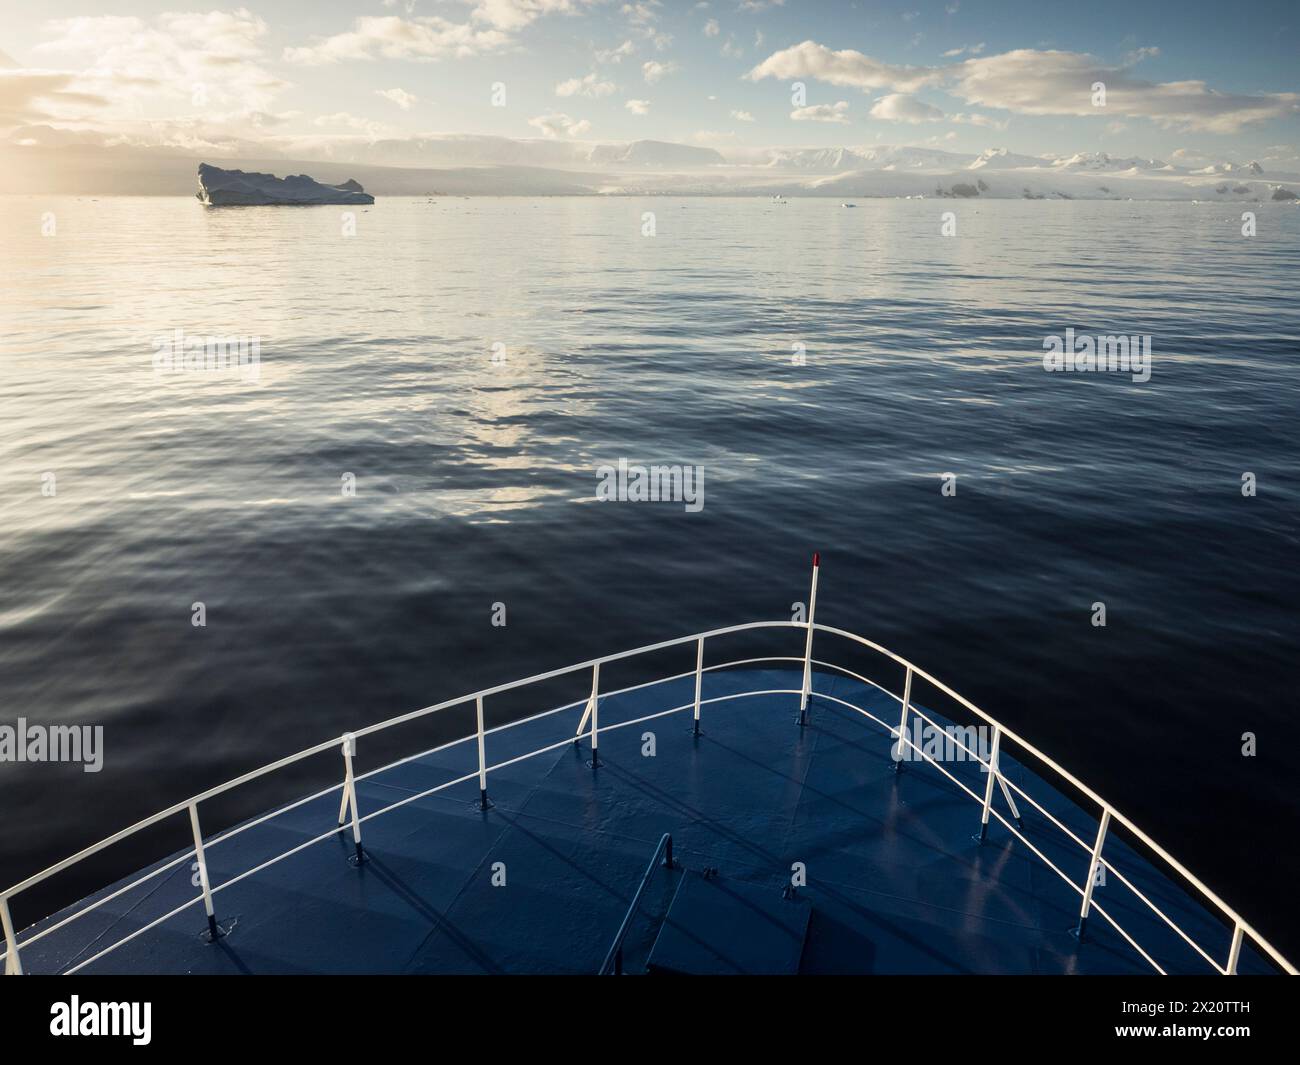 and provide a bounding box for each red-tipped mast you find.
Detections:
[812,552,820,568]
